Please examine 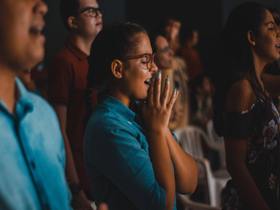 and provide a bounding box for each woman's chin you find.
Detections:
[137,93,148,101]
